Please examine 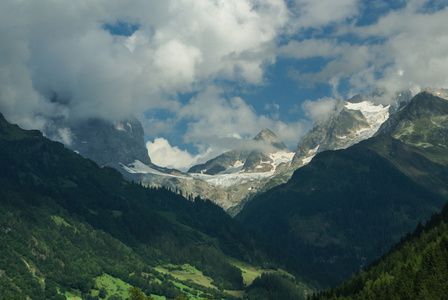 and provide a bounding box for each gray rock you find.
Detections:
[69,118,151,167]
